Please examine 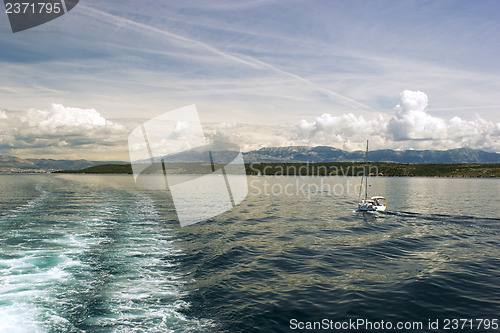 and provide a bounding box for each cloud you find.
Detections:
[388,90,447,140]
[0,104,127,159]
[23,103,123,135]
[217,122,237,132]
[204,122,294,152]
[211,122,237,140]
[237,90,499,152]
[385,90,499,151]
[1,92,499,161]
[446,115,500,151]
[293,113,386,148]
